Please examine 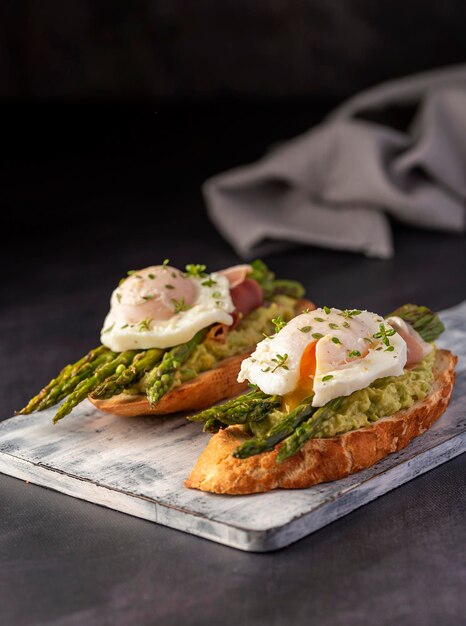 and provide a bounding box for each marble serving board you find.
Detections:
[1,302,465,552]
